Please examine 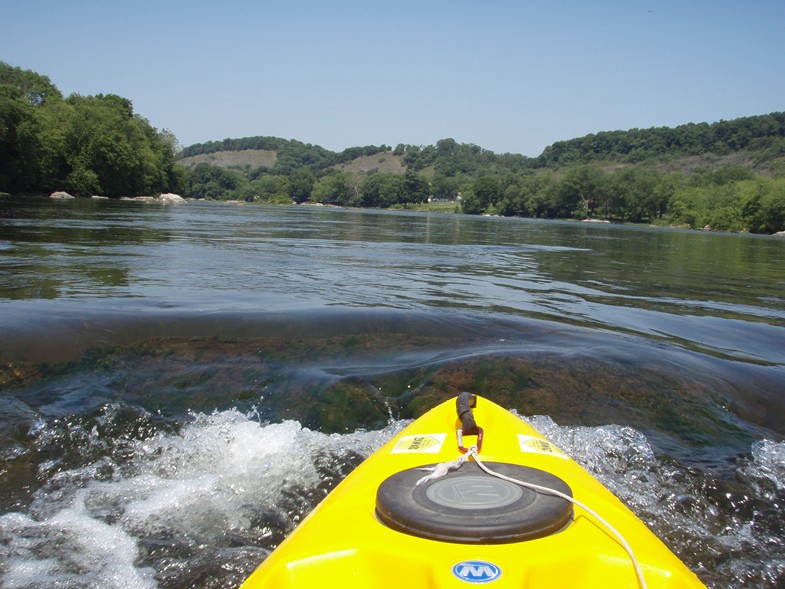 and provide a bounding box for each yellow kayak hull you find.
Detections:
[241,395,706,588]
